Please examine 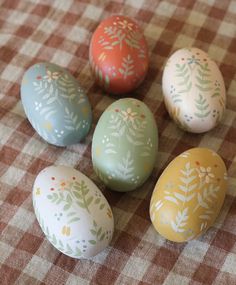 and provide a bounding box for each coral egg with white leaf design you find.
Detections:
[21,62,92,146]
[89,15,149,94]
[162,48,226,133]
[33,165,114,258]
[150,148,227,242]
[92,98,158,192]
